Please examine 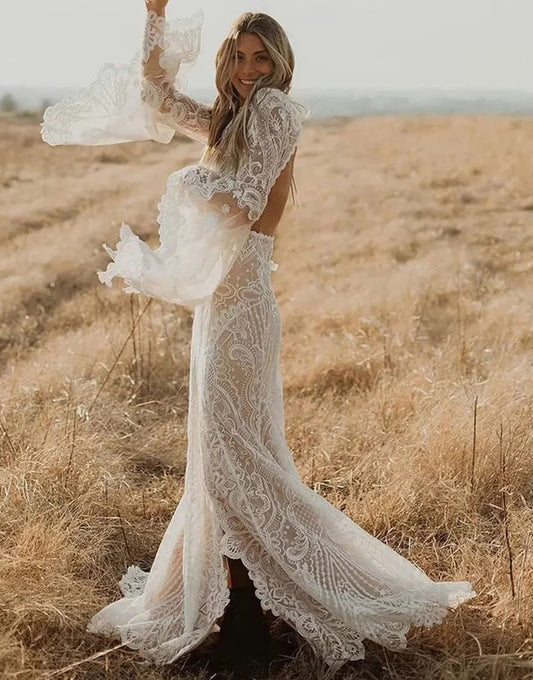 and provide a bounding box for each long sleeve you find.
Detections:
[179,87,307,222]
[40,10,211,146]
[97,87,309,307]
[139,10,211,144]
